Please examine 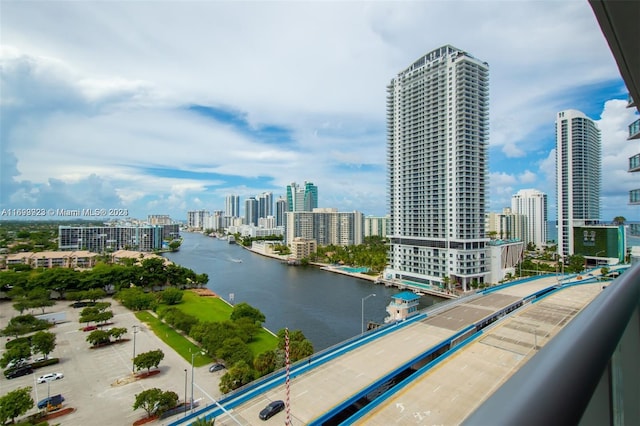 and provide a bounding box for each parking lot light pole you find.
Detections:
[131,325,139,375]
[190,351,195,411]
[361,293,376,334]
[184,369,188,415]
